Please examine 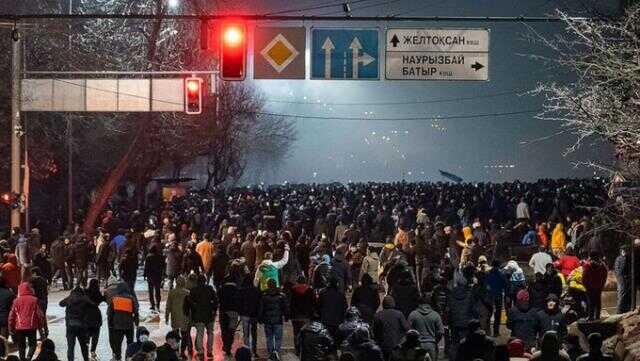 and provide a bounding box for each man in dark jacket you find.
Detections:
[317,277,347,337]
[73,237,90,288]
[186,274,218,359]
[290,275,314,355]
[351,273,380,326]
[219,275,242,356]
[336,307,369,347]
[535,294,566,342]
[239,275,260,357]
[408,296,443,361]
[485,260,506,336]
[373,296,410,360]
[330,250,352,293]
[60,287,94,361]
[156,330,181,361]
[446,277,474,360]
[507,290,538,350]
[298,318,335,361]
[454,319,495,361]
[50,237,68,290]
[143,245,165,311]
[105,280,139,361]
[614,247,631,314]
[164,241,183,289]
[390,271,420,319]
[390,329,430,361]
[259,279,289,359]
[0,278,14,338]
[340,326,385,361]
